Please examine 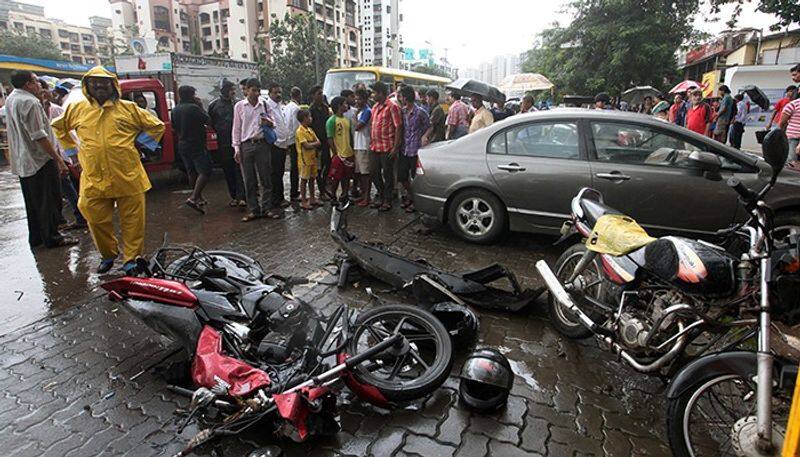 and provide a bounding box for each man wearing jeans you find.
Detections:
[265,82,291,208]
[233,78,279,221]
